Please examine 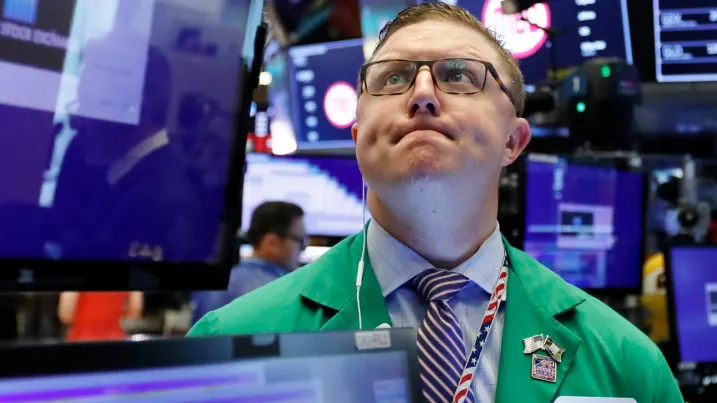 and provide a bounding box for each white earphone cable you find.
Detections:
[356,177,367,330]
